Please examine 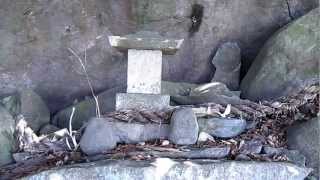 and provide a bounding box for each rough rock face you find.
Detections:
[0,0,317,112]
[23,159,312,180]
[287,116,320,177]
[211,42,241,90]
[241,8,320,101]
[0,105,15,166]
